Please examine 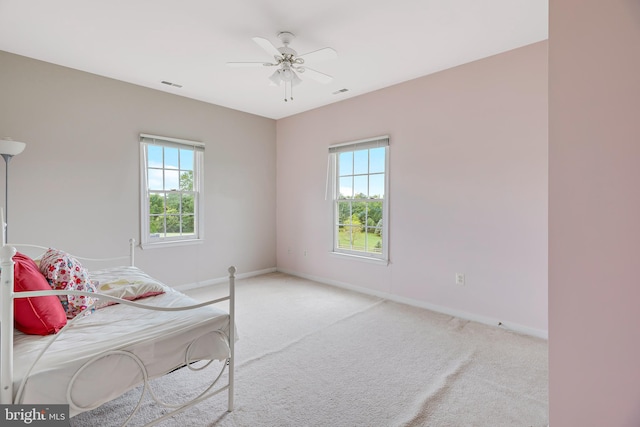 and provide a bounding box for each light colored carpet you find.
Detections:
[71,272,548,426]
